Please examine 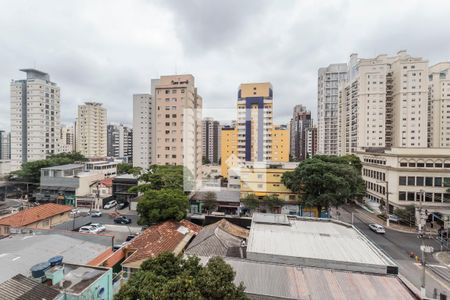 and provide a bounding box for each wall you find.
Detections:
[65,268,113,300]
